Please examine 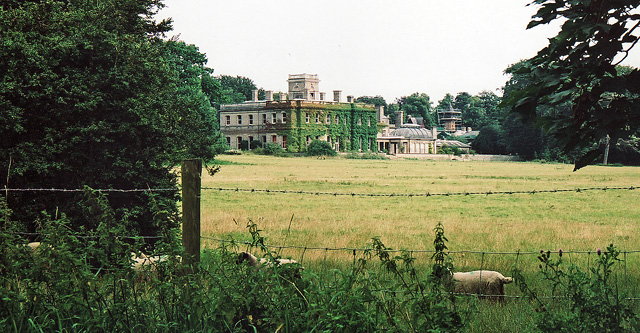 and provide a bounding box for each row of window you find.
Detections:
[224,112,374,127]
[226,135,286,149]
[226,135,375,151]
[304,113,372,126]
[225,112,287,126]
